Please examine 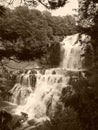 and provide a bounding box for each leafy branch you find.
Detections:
[7,0,68,9]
